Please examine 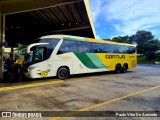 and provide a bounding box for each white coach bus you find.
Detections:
[22,35,136,79]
